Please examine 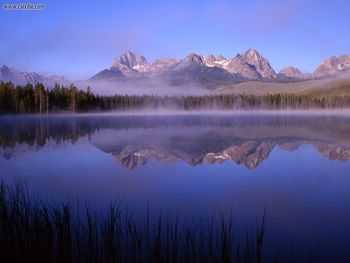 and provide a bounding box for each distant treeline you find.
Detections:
[1,81,350,114]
